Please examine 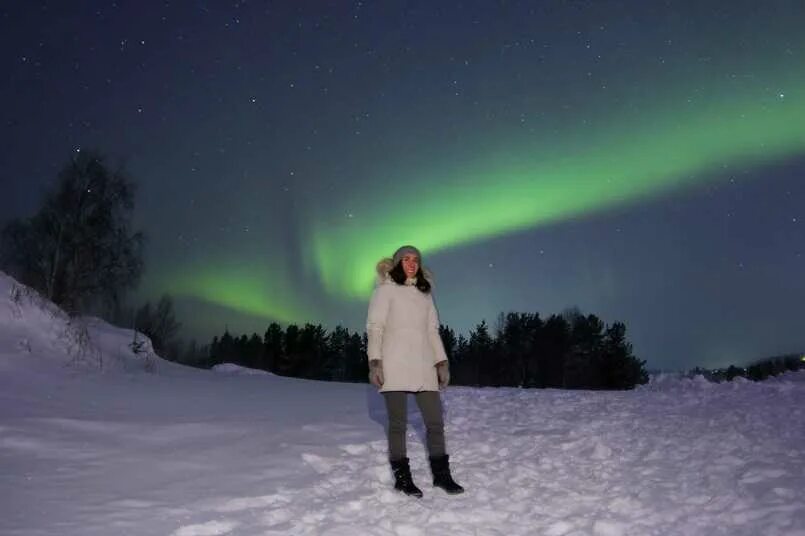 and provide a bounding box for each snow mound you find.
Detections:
[641,368,805,394]
[0,270,164,373]
[769,368,805,383]
[639,372,715,392]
